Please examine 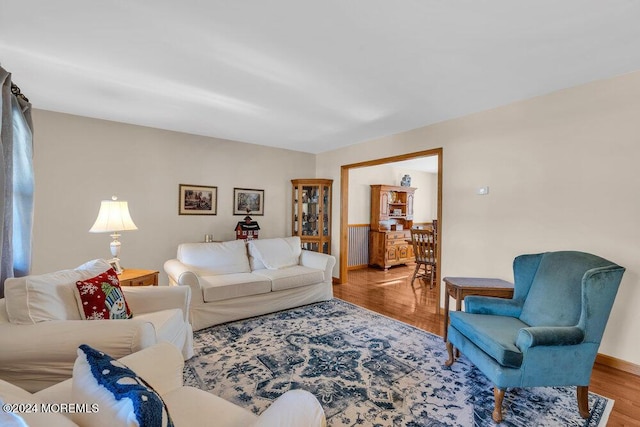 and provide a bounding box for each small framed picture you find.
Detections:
[179,184,217,215]
[108,258,122,274]
[233,188,264,215]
